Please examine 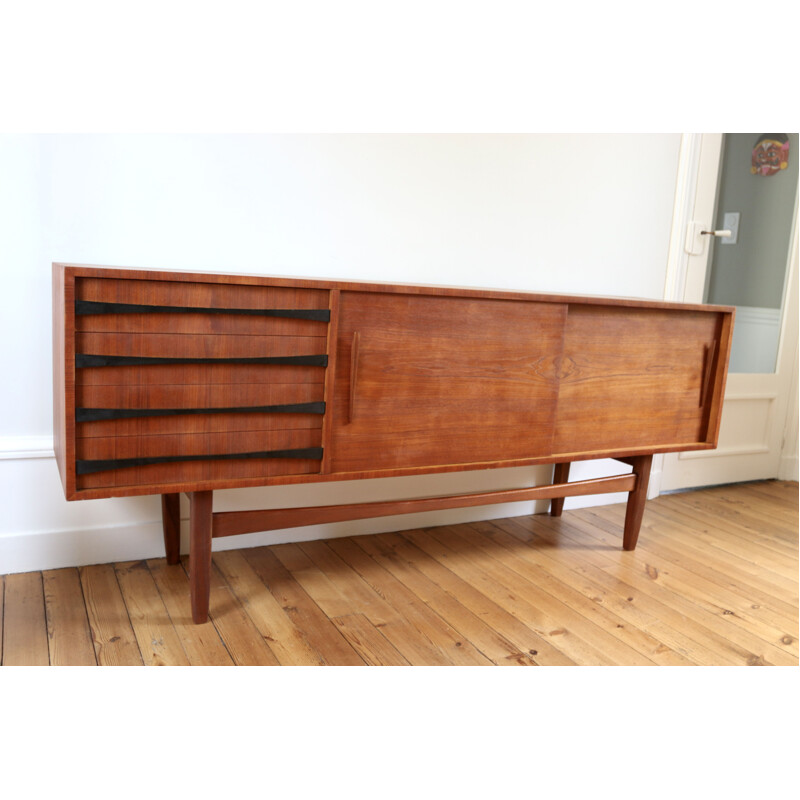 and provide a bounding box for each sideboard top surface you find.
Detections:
[53,262,734,315]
